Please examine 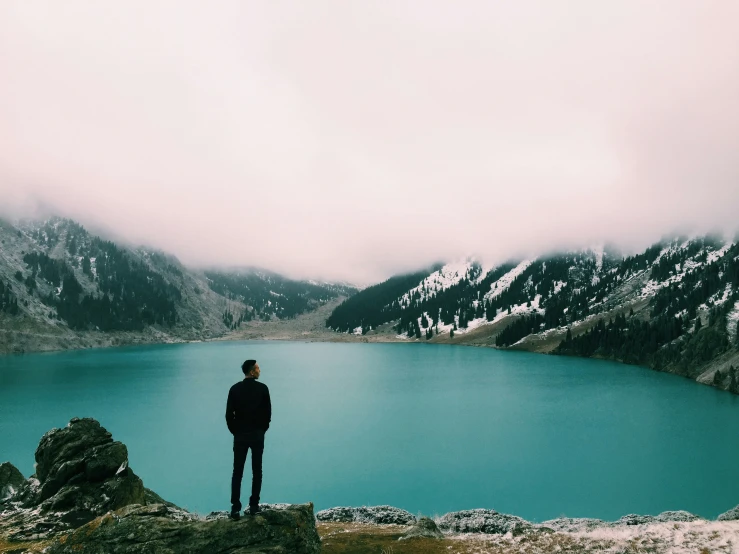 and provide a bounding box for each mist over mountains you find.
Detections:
[1,214,738,396]
[0,216,355,353]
